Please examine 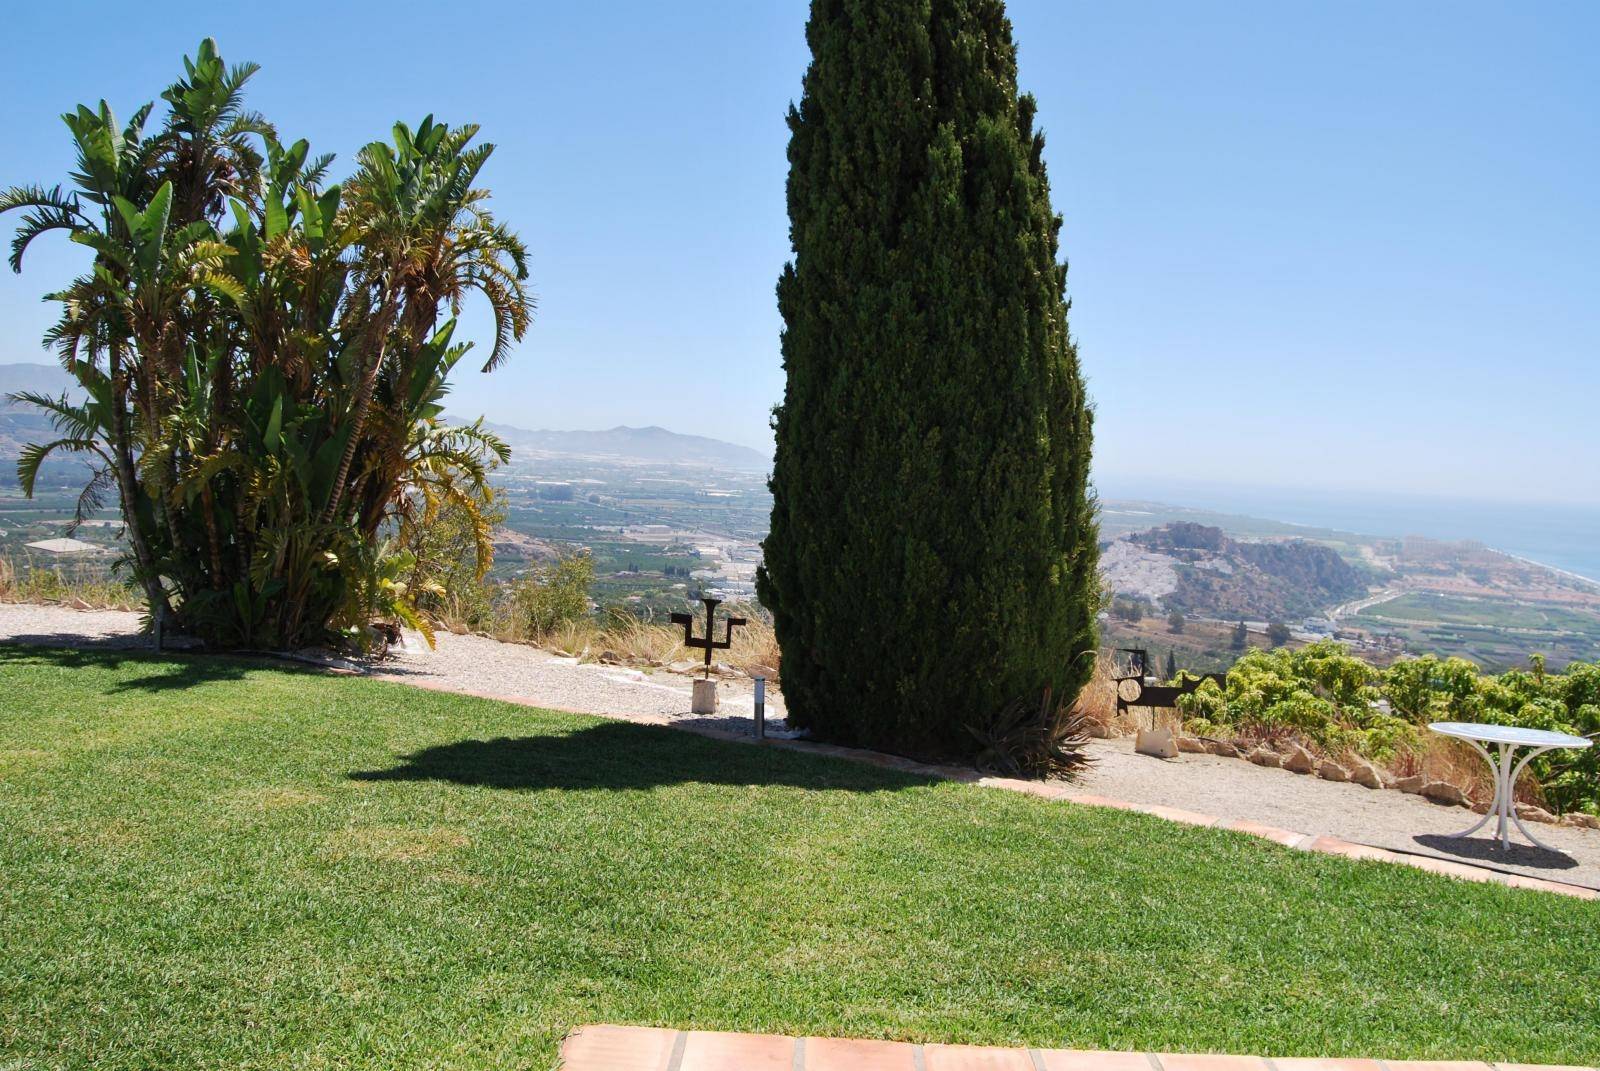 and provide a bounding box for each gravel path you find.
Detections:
[3,602,1595,889]
[0,602,787,737]
[371,628,788,737]
[1067,738,1600,890]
